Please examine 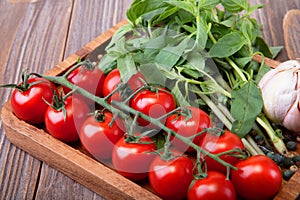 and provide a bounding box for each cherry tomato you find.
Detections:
[62,66,82,94]
[188,171,236,200]
[231,155,282,200]
[199,130,244,174]
[166,106,211,152]
[130,87,176,129]
[102,68,145,103]
[79,111,125,161]
[149,152,194,200]
[76,66,105,97]
[44,96,90,143]
[62,66,105,107]
[11,77,57,124]
[112,136,156,181]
